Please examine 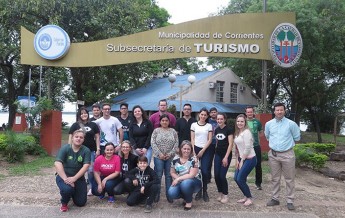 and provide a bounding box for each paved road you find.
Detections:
[0,204,319,218]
